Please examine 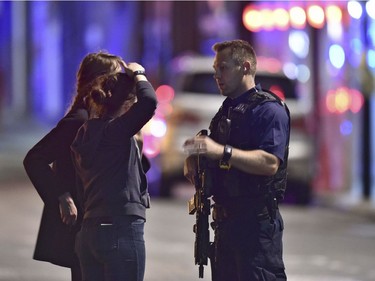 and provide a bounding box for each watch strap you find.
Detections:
[133,70,146,77]
[219,145,232,170]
